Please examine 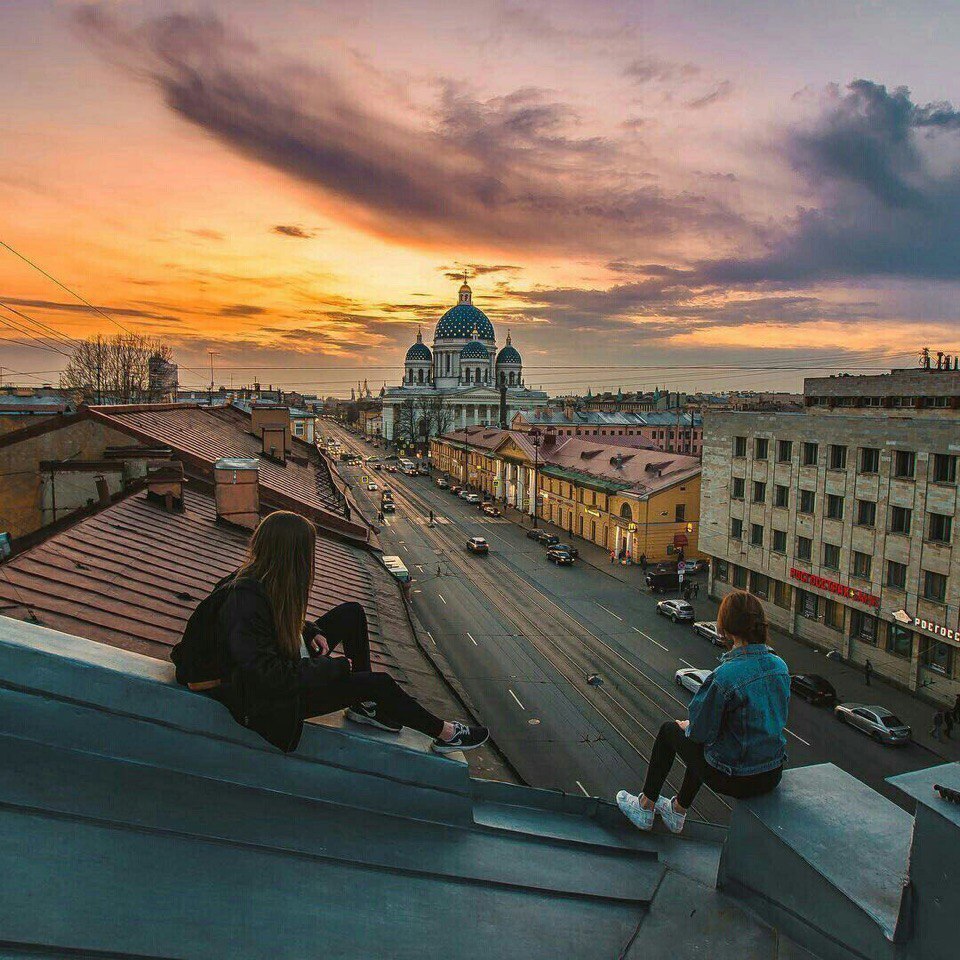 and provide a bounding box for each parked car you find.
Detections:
[834,703,911,744]
[693,621,725,645]
[656,599,695,623]
[527,528,550,543]
[790,674,837,706]
[645,570,681,593]
[539,533,560,547]
[546,546,575,565]
[466,536,489,555]
[482,503,501,517]
[465,493,481,504]
[386,465,397,473]
[675,668,712,694]
[554,543,579,559]
[373,463,383,471]
[684,558,708,574]
[458,489,471,500]
[436,478,449,489]
[417,464,431,475]
[366,482,378,491]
